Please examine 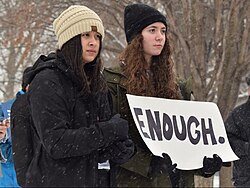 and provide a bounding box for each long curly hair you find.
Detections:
[57,34,107,96]
[120,34,181,99]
